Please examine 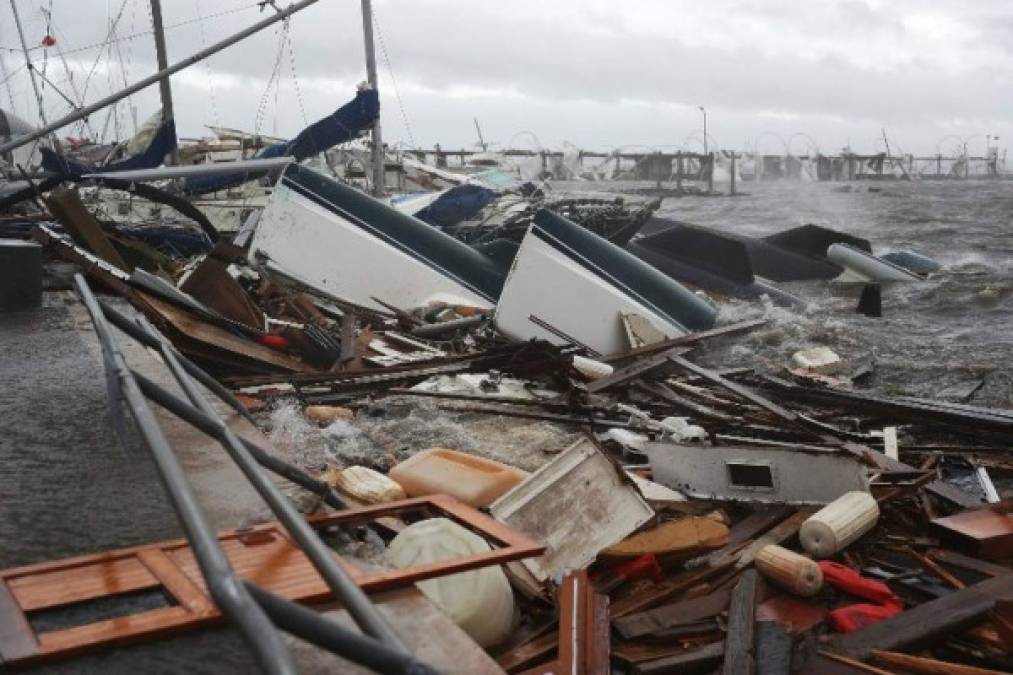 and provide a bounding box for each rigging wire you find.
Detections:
[371,5,415,149]
[193,0,222,128]
[283,18,308,127]
[1,3,261,60]
[254,21,288,137]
